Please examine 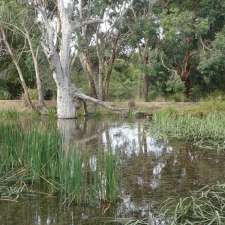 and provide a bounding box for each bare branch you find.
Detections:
[160,53,179,77]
